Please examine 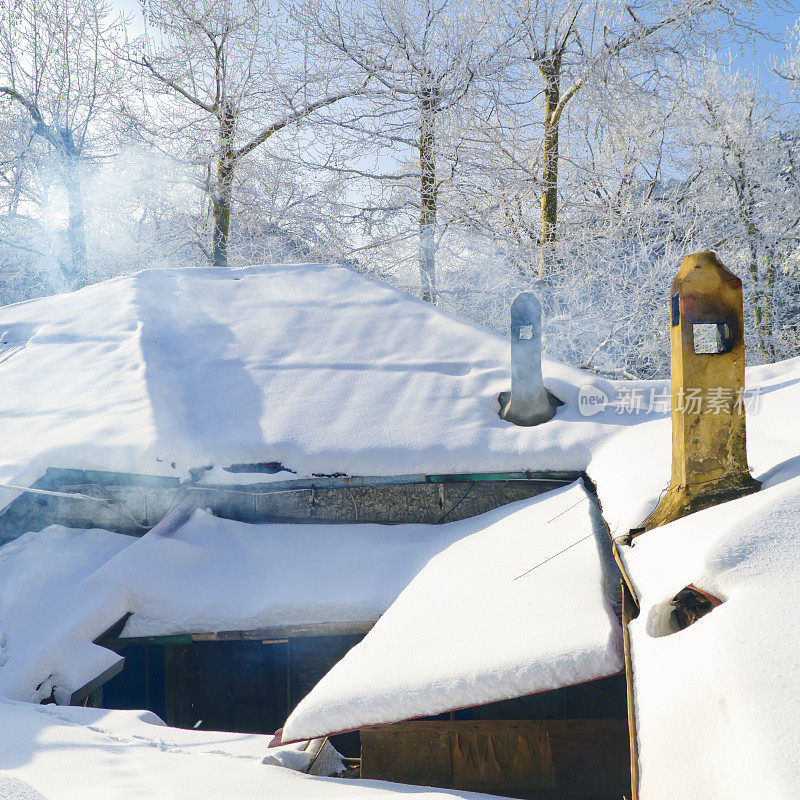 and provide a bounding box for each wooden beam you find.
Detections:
[622,580,640,800]
[190,621,374,641]
[149,497,196,538]
[92,612,133,643]
[69,658,124,706]
[101,620,374,647]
